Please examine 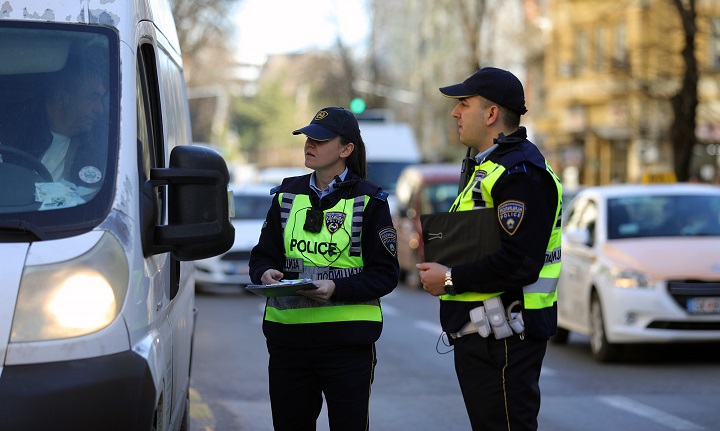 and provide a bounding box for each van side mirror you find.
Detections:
[142,145,235,260]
